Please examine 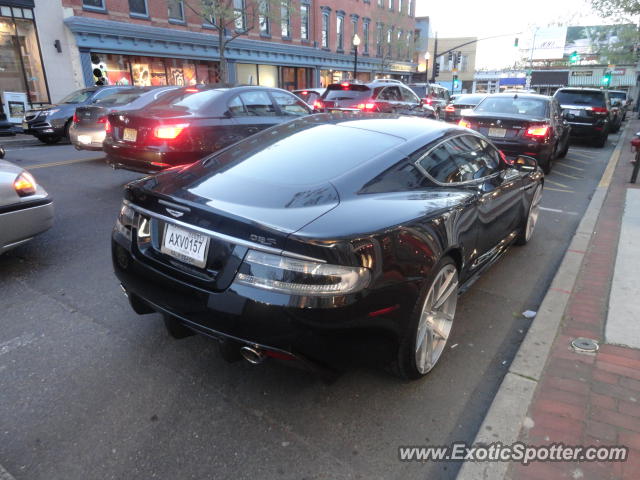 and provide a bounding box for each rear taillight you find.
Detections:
[423,98,432,105]
[525,125,550,138]
[445,104,455,112]
[458,119,471,128]
[591,106,608,115]
[313,100,323,110]
[153,124,189,140]
[104,118,112,134]
[14,172,36,197]
[73,111,79,124]
[357,101,377,111]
